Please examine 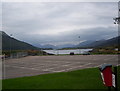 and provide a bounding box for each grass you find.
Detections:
[90,53,119,55]
[2,67,109,90]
